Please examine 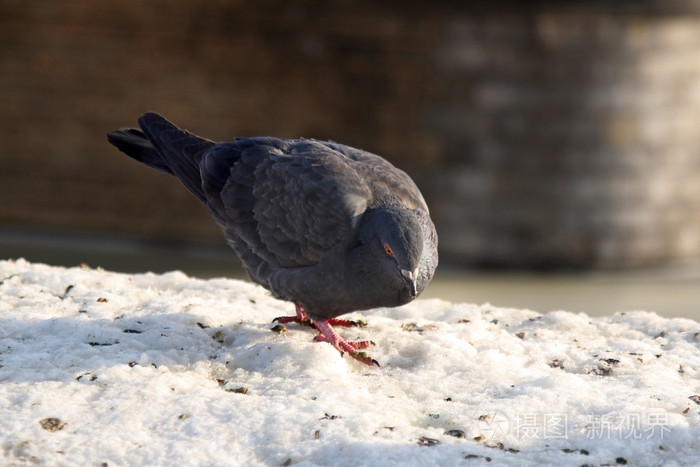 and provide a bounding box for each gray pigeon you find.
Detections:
[108,112,438,365]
